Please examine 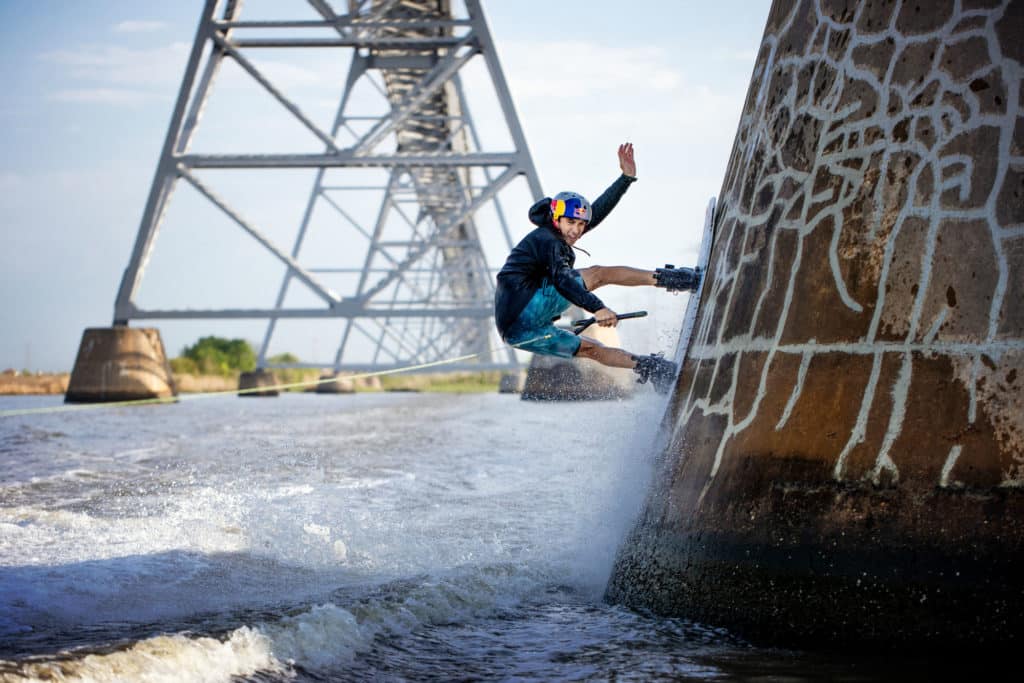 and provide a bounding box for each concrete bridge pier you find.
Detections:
[606,0,1024,652]
[238,369,279,397]
[65,327,176,403]
[315,372,355,394]
[520,309,636,401]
